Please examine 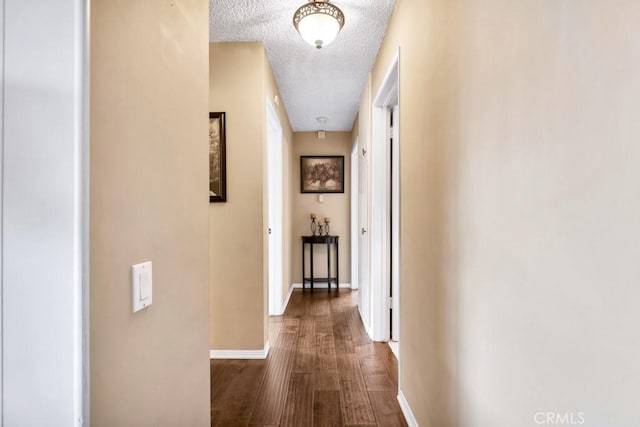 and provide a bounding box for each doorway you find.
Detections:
[266,98,284,316]
[389,105,400,357]
[369,50,400,350]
